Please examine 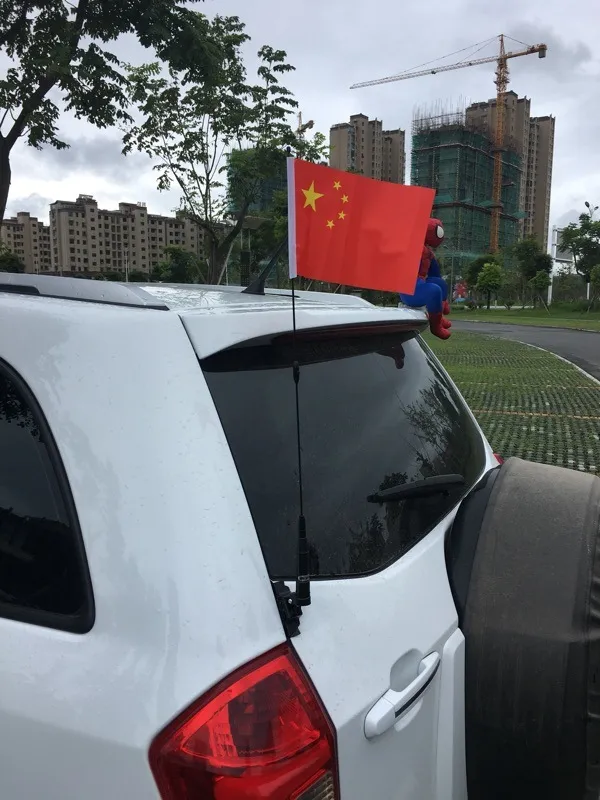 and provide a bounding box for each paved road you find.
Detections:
[452,320,600,381]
